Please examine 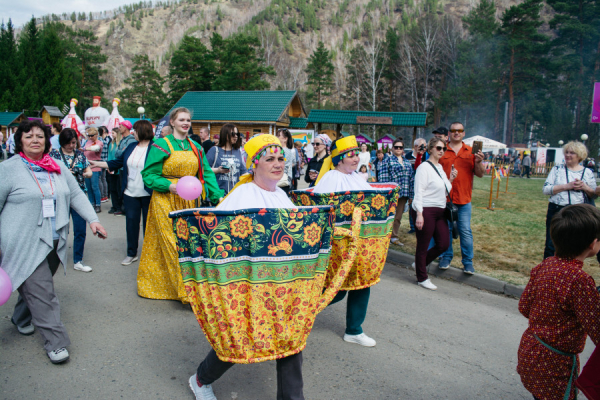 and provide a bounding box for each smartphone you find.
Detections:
[96,231,107,239]
[221,162,230,170]
[472,141,483,155]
